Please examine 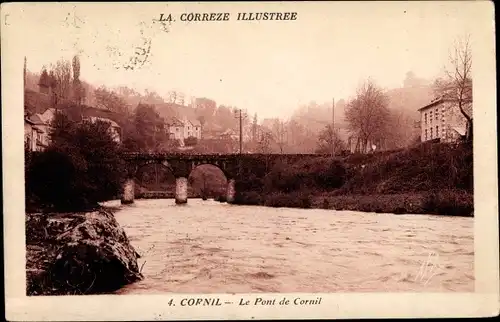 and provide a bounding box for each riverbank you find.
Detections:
[26,208,143,295]
[232,142,474,217]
